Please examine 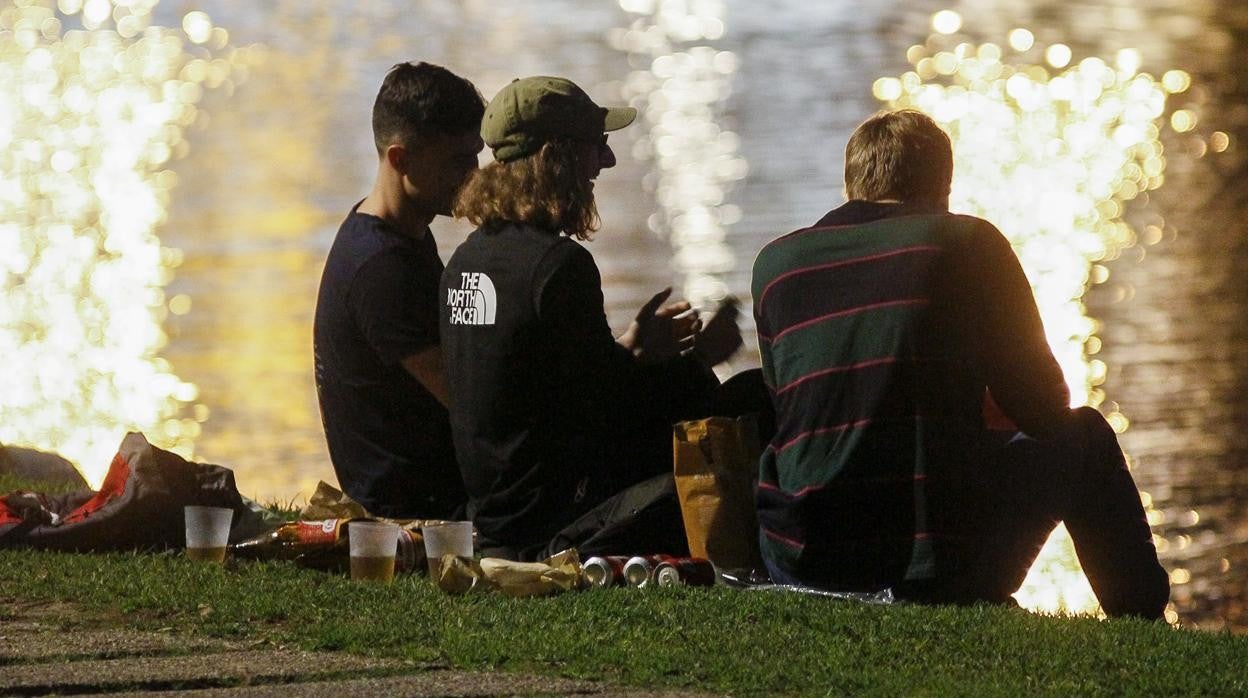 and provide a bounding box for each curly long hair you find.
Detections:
[453,139,599,240]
